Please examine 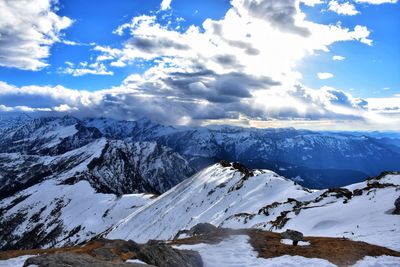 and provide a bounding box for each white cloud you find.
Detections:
[0,0,73,71]
[1,0,391,130]
[160,0,172,10]
[351,25,372,45]
[328,1,360,15]
[367,96,400,111]
[355,0,398,4]
[53,104,78,112]
[59,62,113,76]
[95,0,372,87]
[332,55,346,61]
[52,0,376,126]
[317,72,334,79]
[301,0,324,6]
[2,80,399,130]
